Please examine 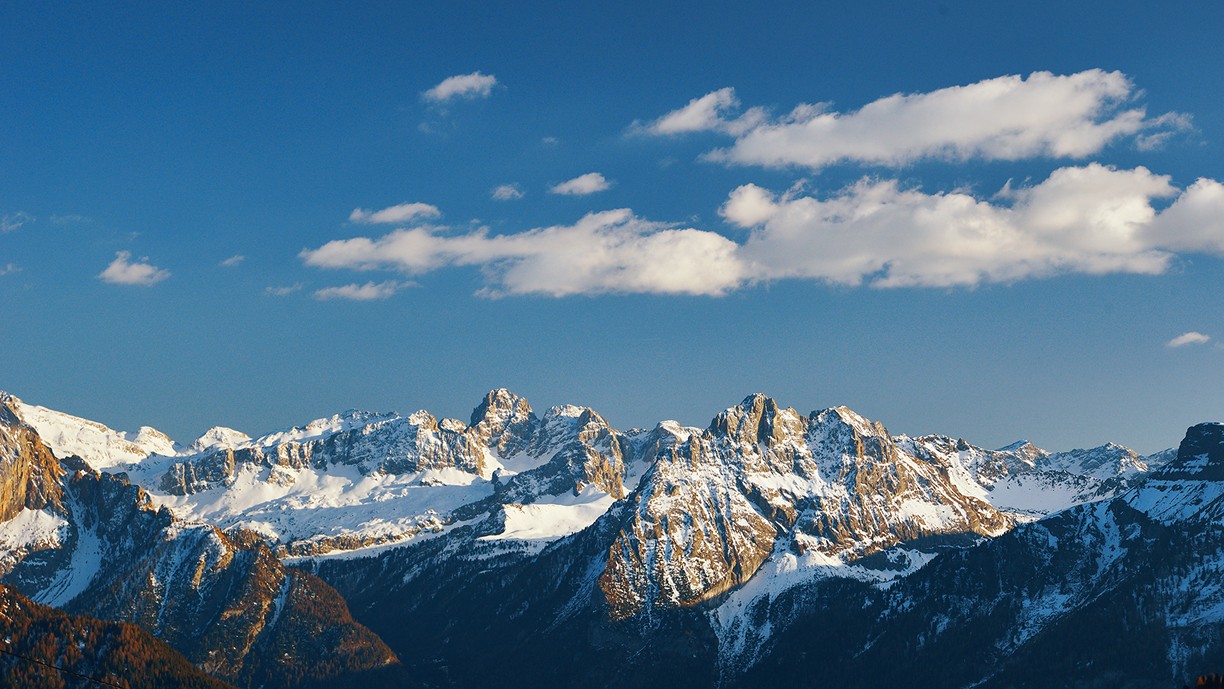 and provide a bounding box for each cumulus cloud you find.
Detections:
[220,254,245,267]
[349,202,441,225]
[301,209,743,297]
[549,172,612,196]
[492,184,524,201]
[1167,331,1211,348]
[1,212,33,233]
[313,280,407,301]
[643,70,1189,170]
[423,72,498,103]
[98,251,170,286]
[266,283,303,296]
[300,165,1224,296]
[723,164,1224,288]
